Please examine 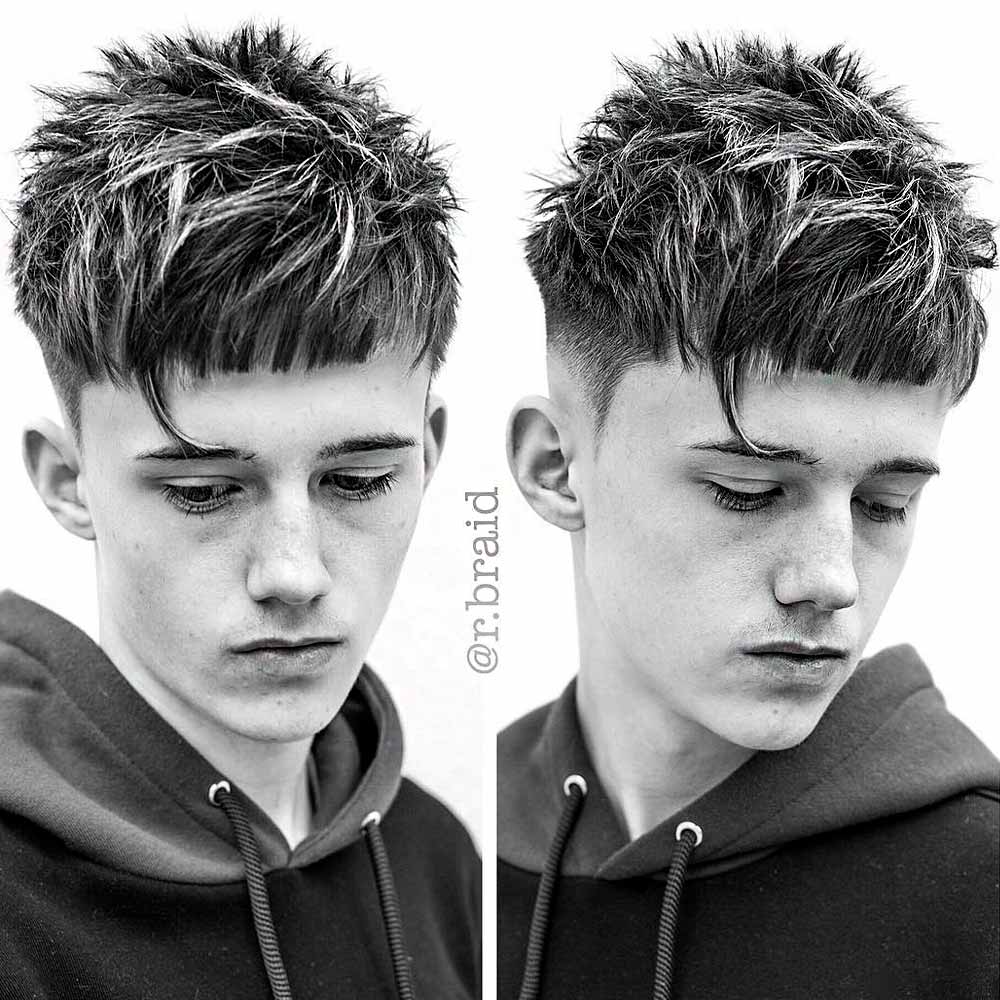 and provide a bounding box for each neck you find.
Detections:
[205,731,314,850]
[99,630,314,850]
[574,555,754,840]
[576,671,753,839]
